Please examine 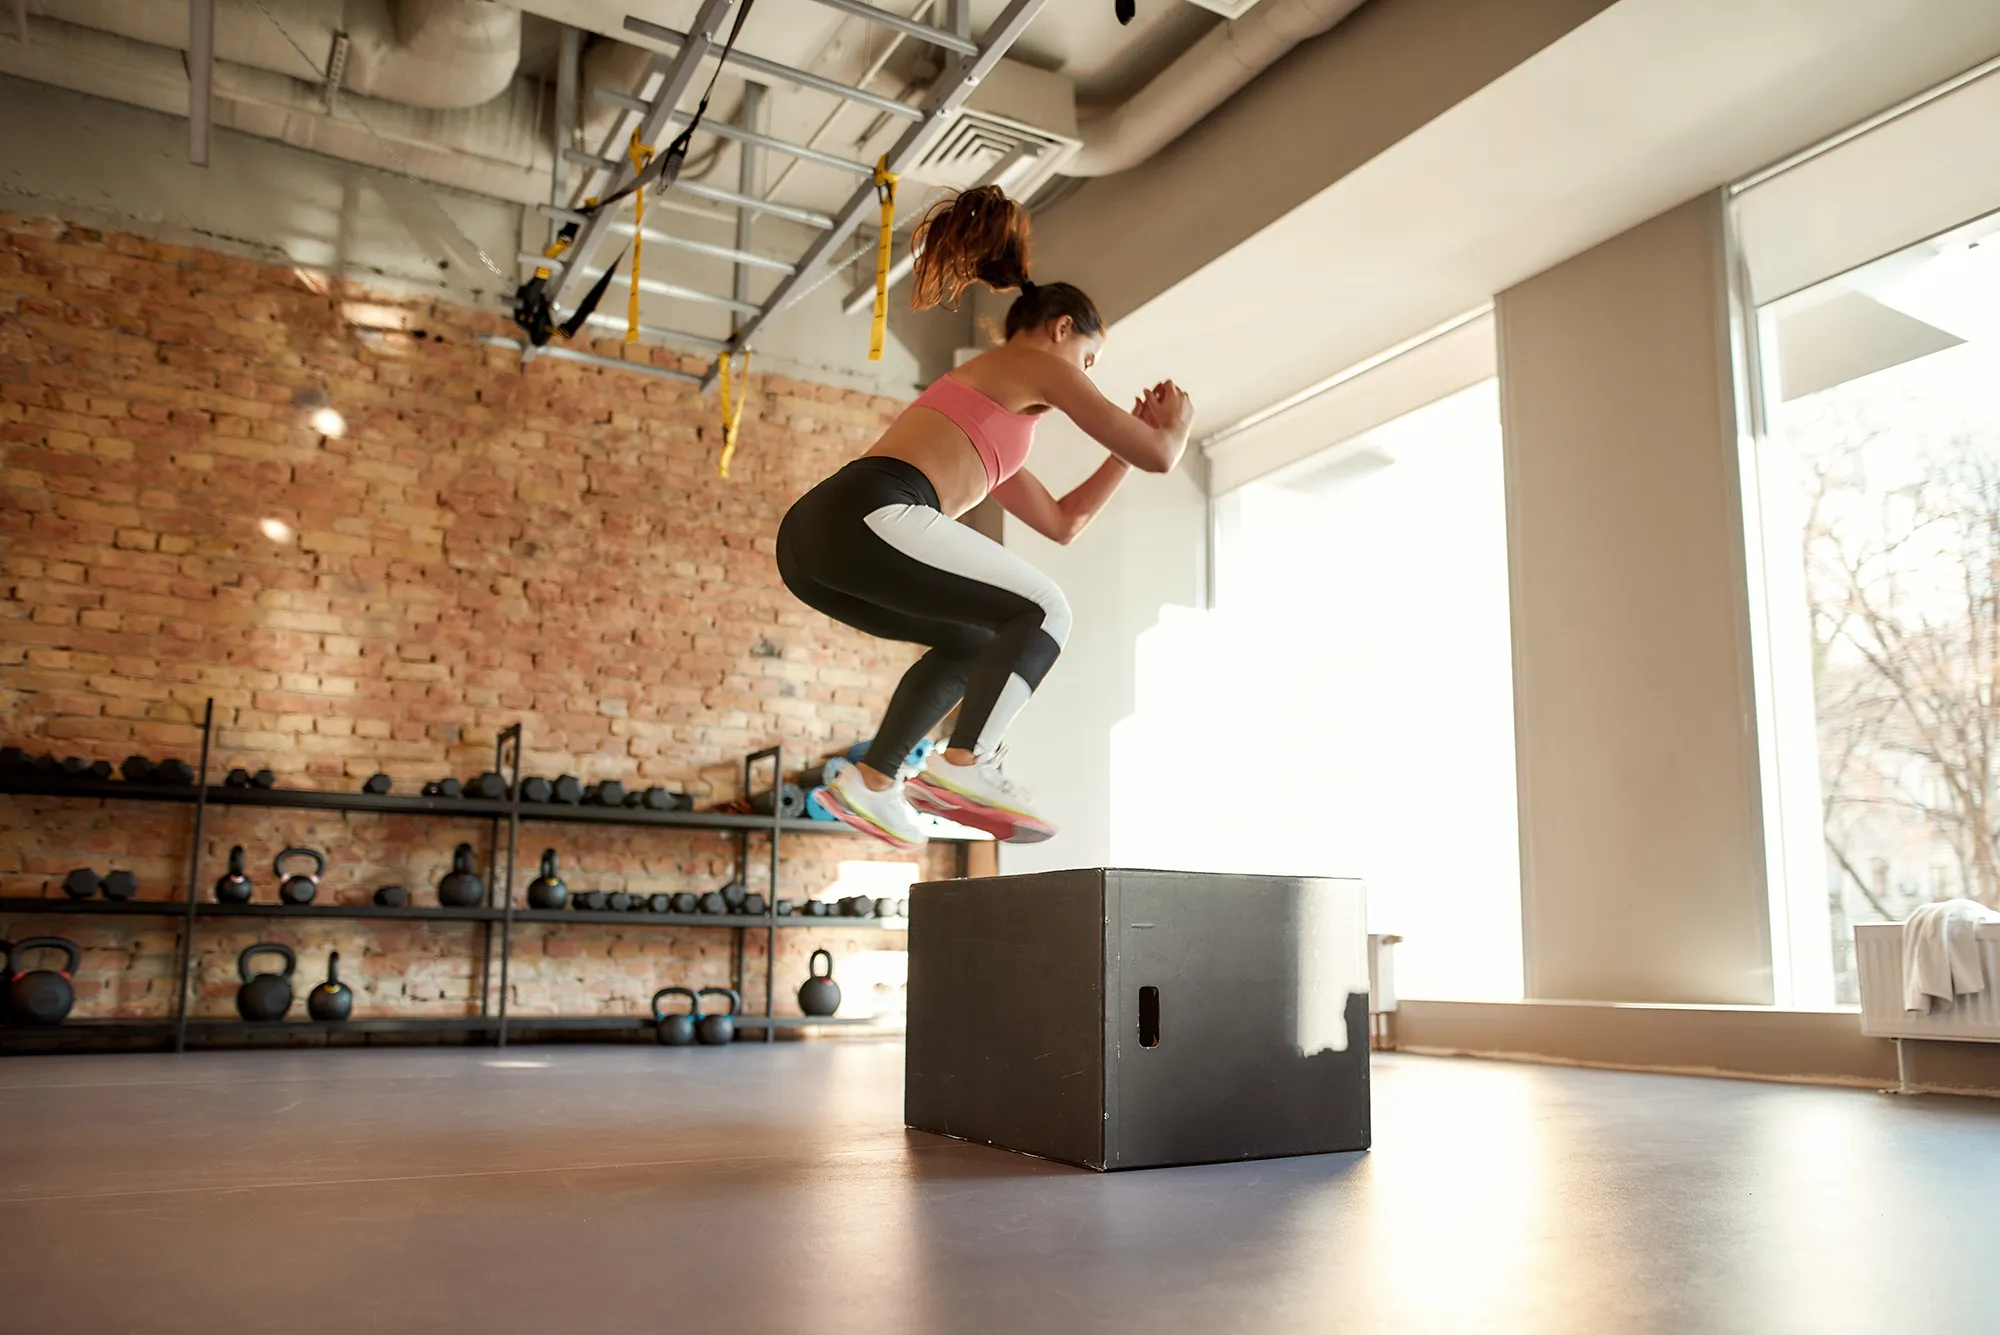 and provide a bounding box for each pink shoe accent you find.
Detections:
[906,773,1054,843]
[810,785,924,853]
